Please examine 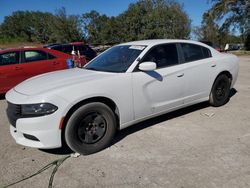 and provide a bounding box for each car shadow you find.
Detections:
[39,145,73,155]
[0,94,5,100]
[113,88,238,146]
[229,88,237,97]
[41,88,237,155]
[112,101,210,146]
